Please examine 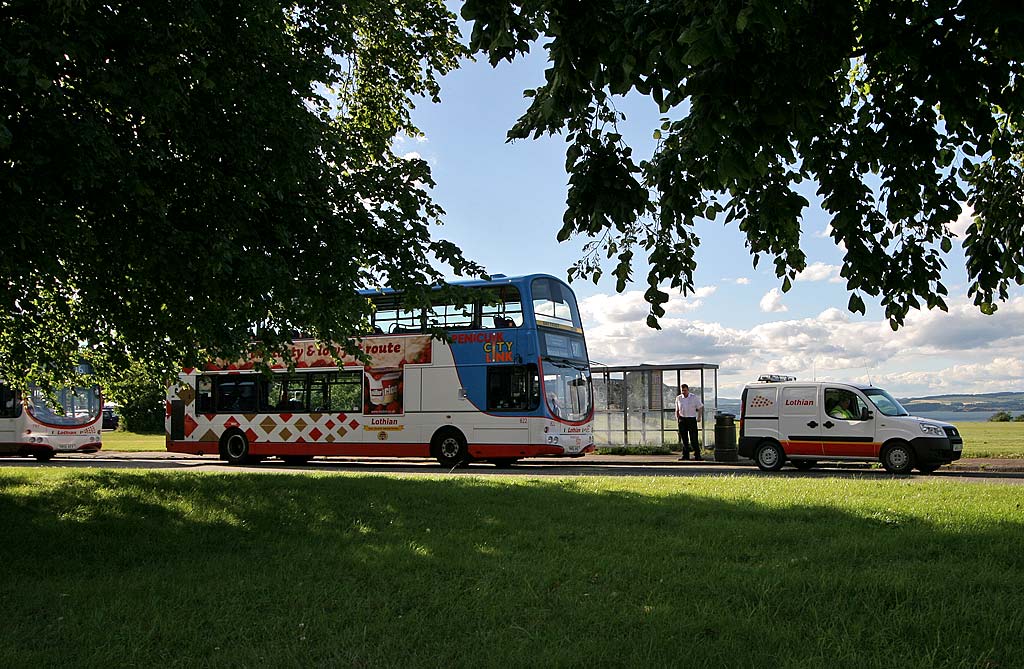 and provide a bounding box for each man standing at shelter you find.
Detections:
[675,384,704,461]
